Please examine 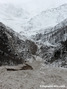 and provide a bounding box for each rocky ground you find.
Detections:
[0,59,67,89]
